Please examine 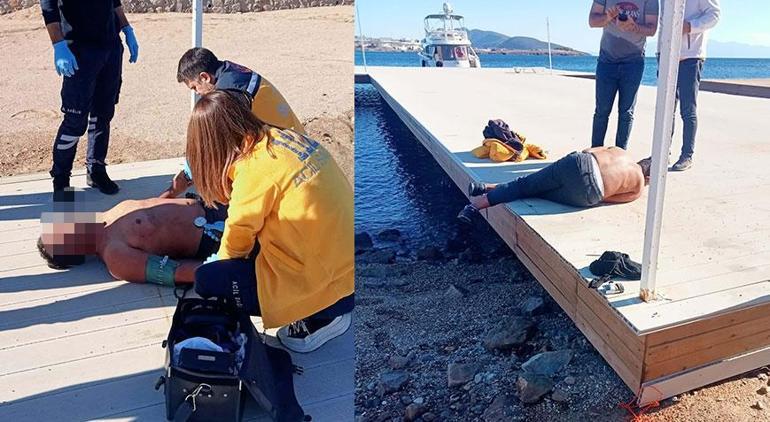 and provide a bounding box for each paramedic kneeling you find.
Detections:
[187,91,354,354]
